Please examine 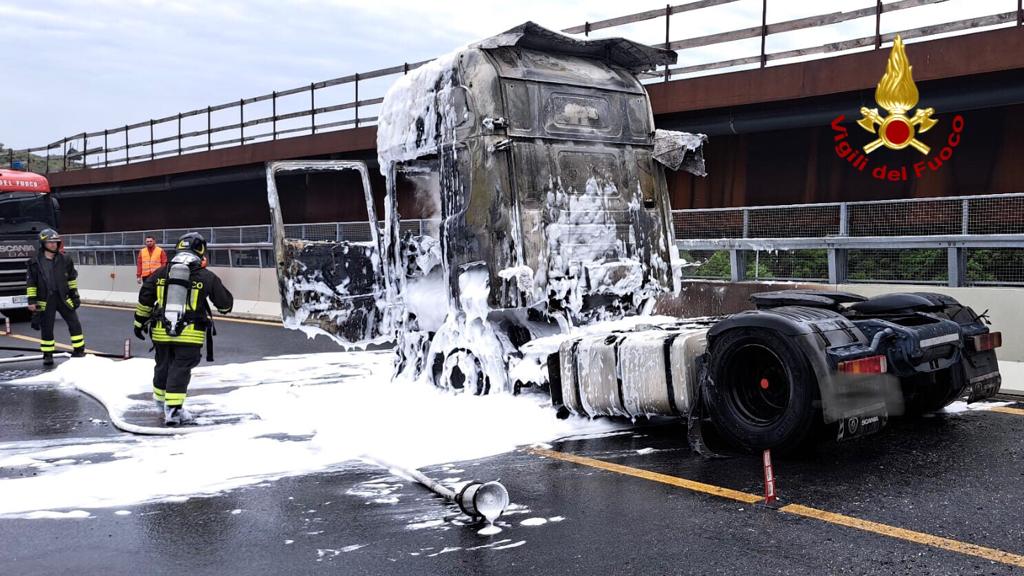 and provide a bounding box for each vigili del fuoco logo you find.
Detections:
[831,35,964,182]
